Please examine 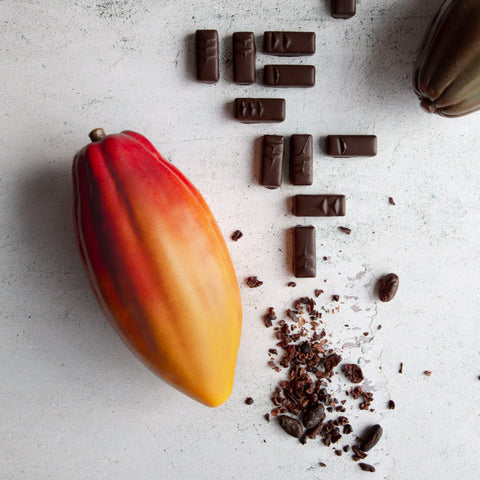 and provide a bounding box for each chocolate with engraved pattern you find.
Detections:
[264,65,315,87]
[331,0,356,19]
[233,32,256,84]
[264,31,315,56]
[261,135,284,189]
[327,135,377,157]
[196,30,219,82]
[290,135,313,185]
[294,226,316,278]
[234,98,286,123]
[293,195,346,217]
